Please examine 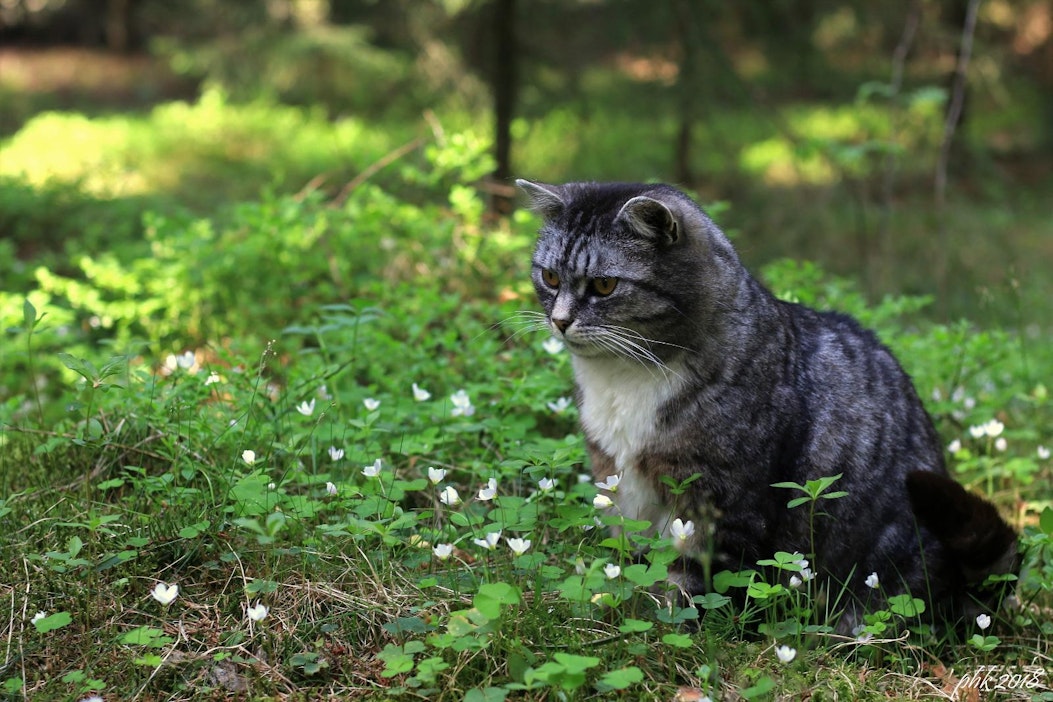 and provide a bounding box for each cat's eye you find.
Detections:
[592,277,619,296]
[542,268,560,288]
